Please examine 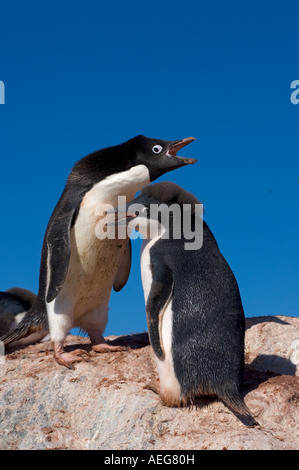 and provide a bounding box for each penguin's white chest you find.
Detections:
[73,164,149,266]
[140,239,182,404]
[140,238,156,303]
[52,164,150,319]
